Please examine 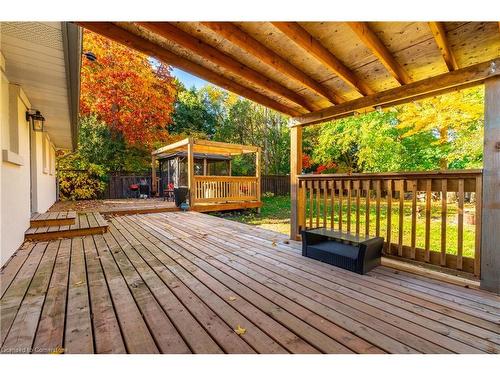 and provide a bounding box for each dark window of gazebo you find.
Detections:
[208,160,229,175]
